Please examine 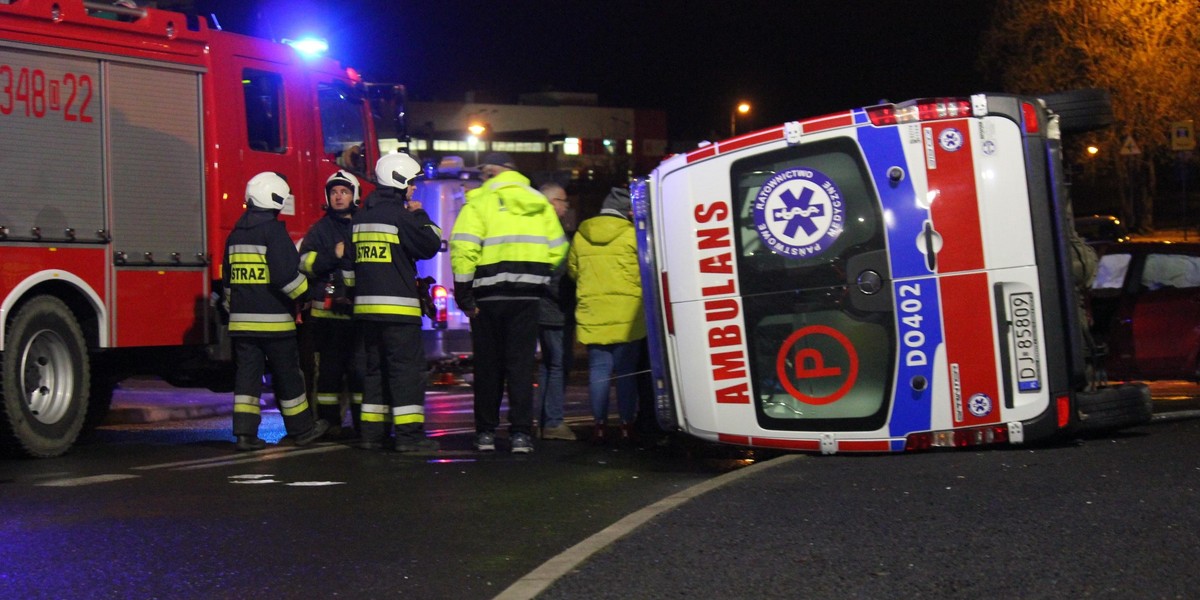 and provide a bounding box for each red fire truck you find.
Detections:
[633,92,1153,454]
[0,0,401,457]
